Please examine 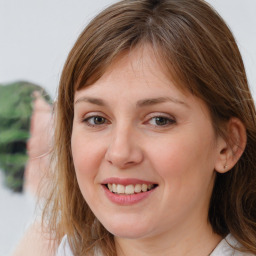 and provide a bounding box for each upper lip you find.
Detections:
[102,177,157,186]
